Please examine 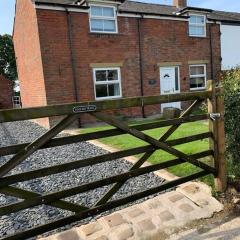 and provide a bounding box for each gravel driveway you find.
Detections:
[0,121,165,239]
